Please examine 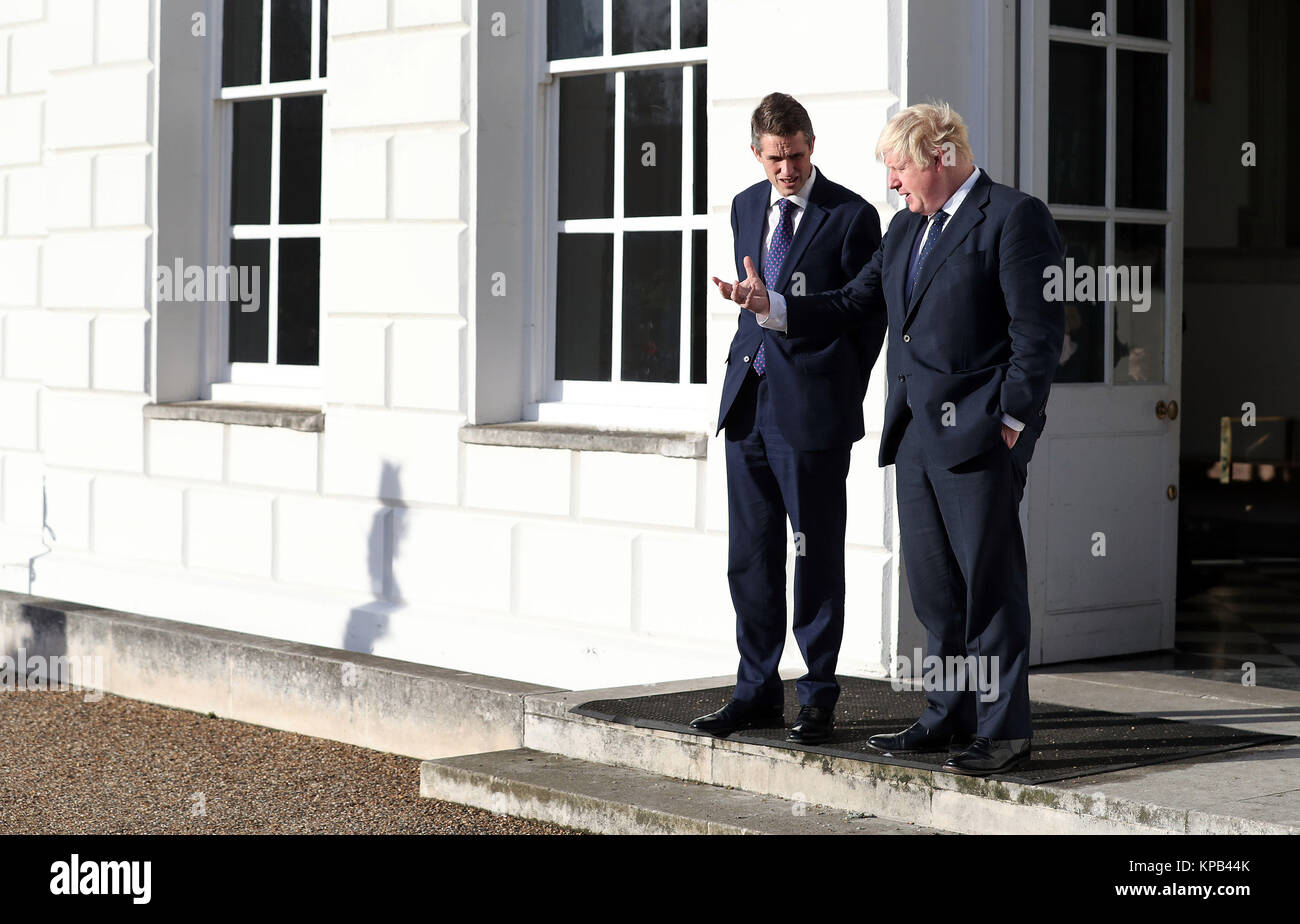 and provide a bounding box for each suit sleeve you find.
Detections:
[784,215,889,339]
[998,195,1066,427]
[841,202,886,387]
